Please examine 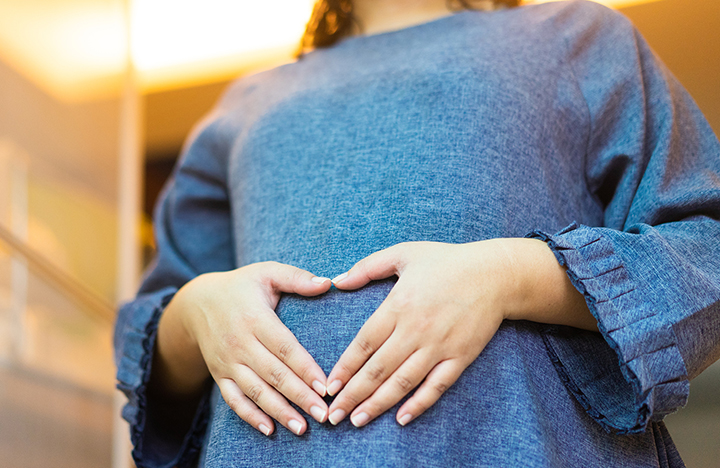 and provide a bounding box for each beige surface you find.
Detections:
[0,365,113,468]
